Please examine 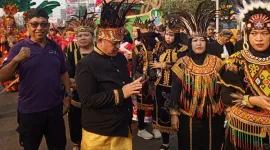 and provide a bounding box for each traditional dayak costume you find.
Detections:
[218,1,270,149]
[151,17,188,149]
[170,2,225,149]
[64,11,97,149]
[132,17,162,140]
[75,1,135,149]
